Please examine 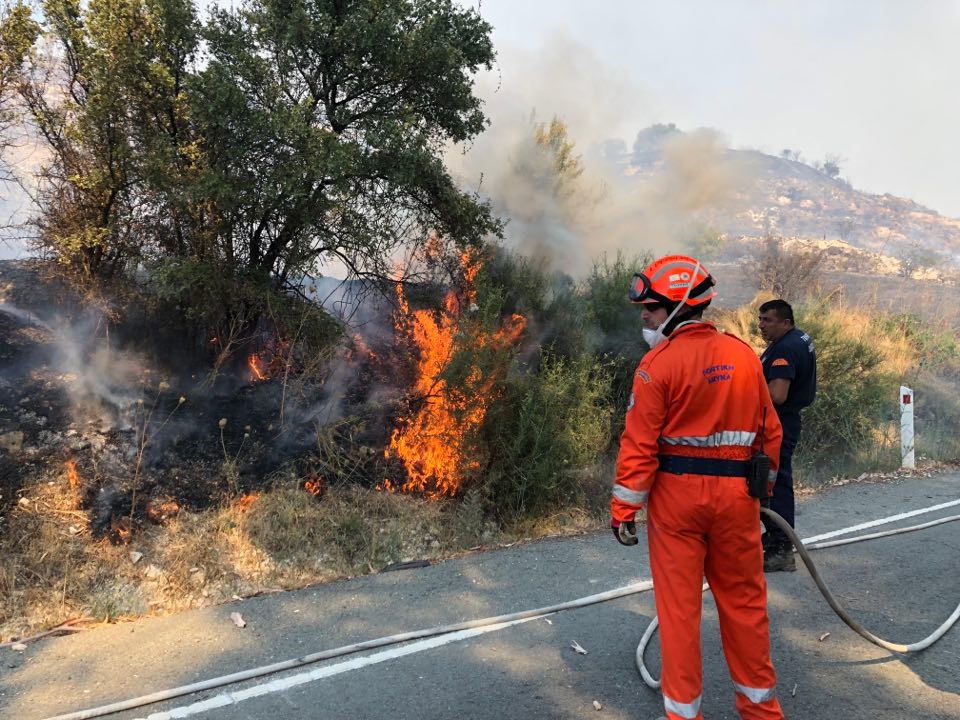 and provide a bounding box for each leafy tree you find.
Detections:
[0,0,200,276]
[527,116,585,199]
[749,234,824,301]
[191,0,500,288]
[683,223,725,261]
[0,2,29,185]
[1,0,500,289]
[898,242,941,278]
[818,153,843,179]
